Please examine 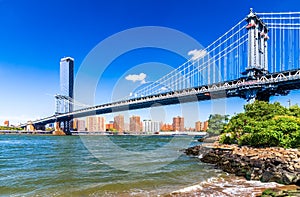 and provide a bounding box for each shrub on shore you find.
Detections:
[206,114,229,136]
[0,126,22,131]
[220,101,300,148]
